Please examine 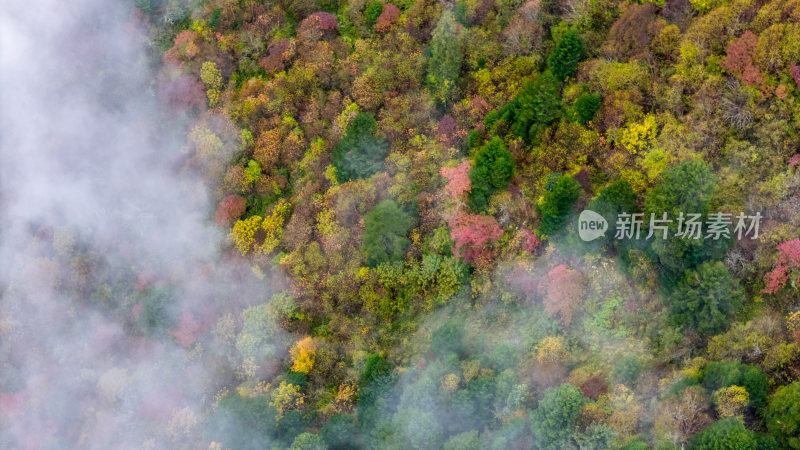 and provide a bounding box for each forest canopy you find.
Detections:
[3,0,800,448]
